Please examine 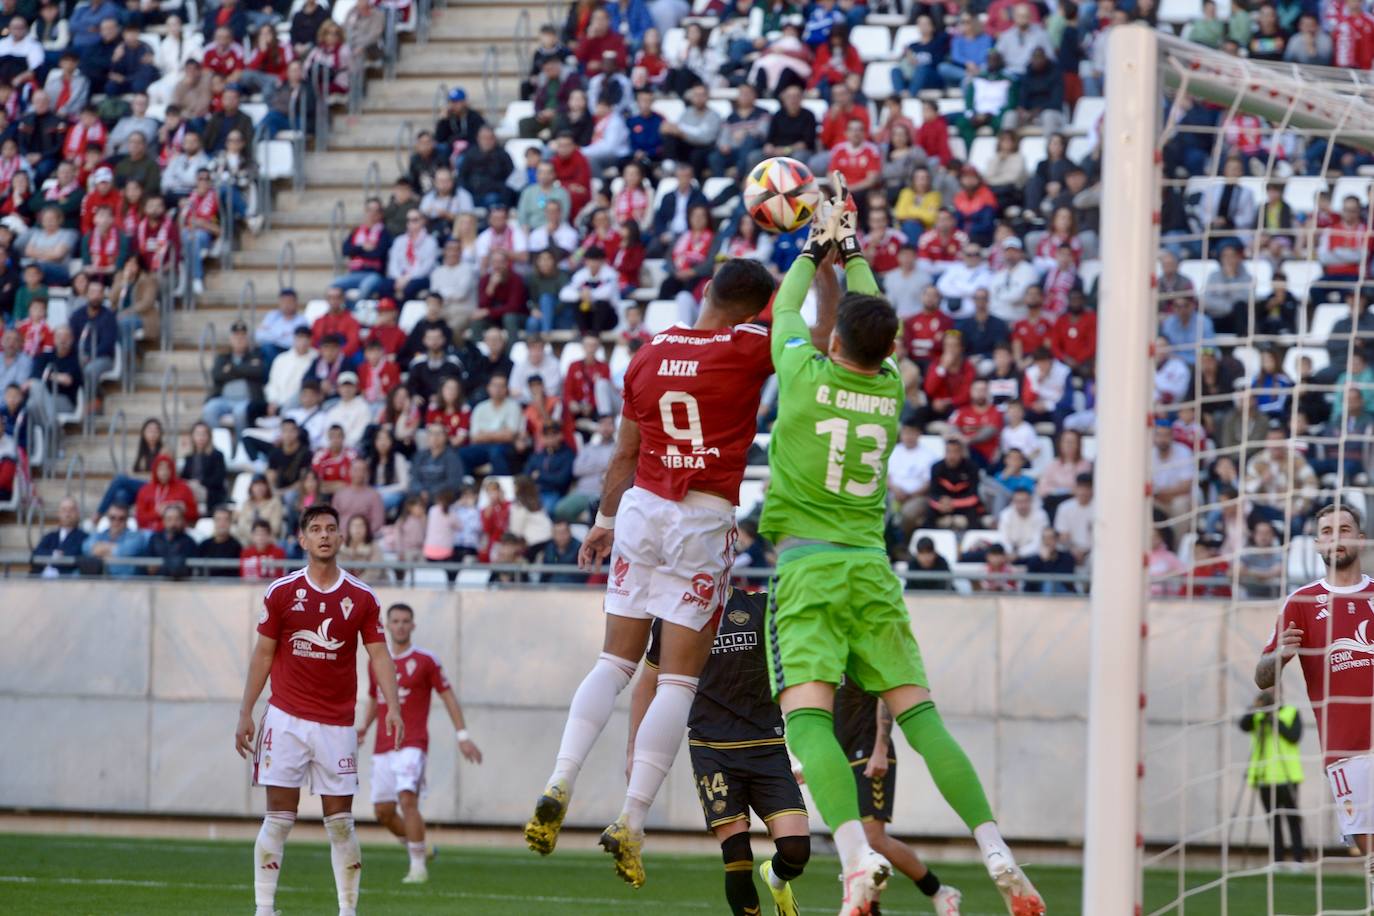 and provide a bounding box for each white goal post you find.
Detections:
[1089,23,1374,915]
